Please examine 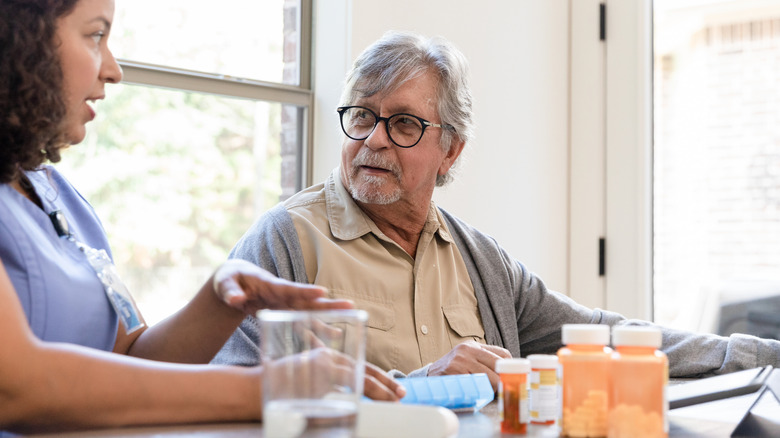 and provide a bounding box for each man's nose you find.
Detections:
[364,118,392,149]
